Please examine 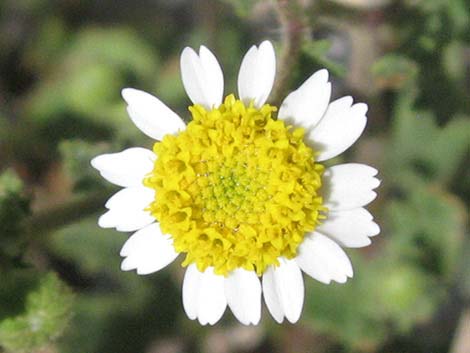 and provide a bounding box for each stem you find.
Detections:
[24,190,109,234]
[270,0,309,106]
